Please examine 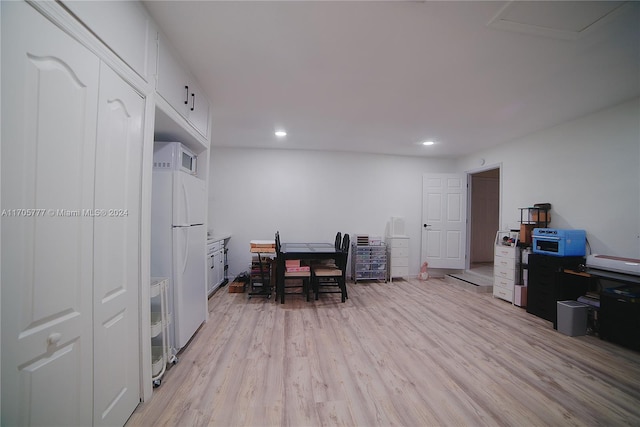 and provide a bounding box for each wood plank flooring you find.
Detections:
[126,278,640,426]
